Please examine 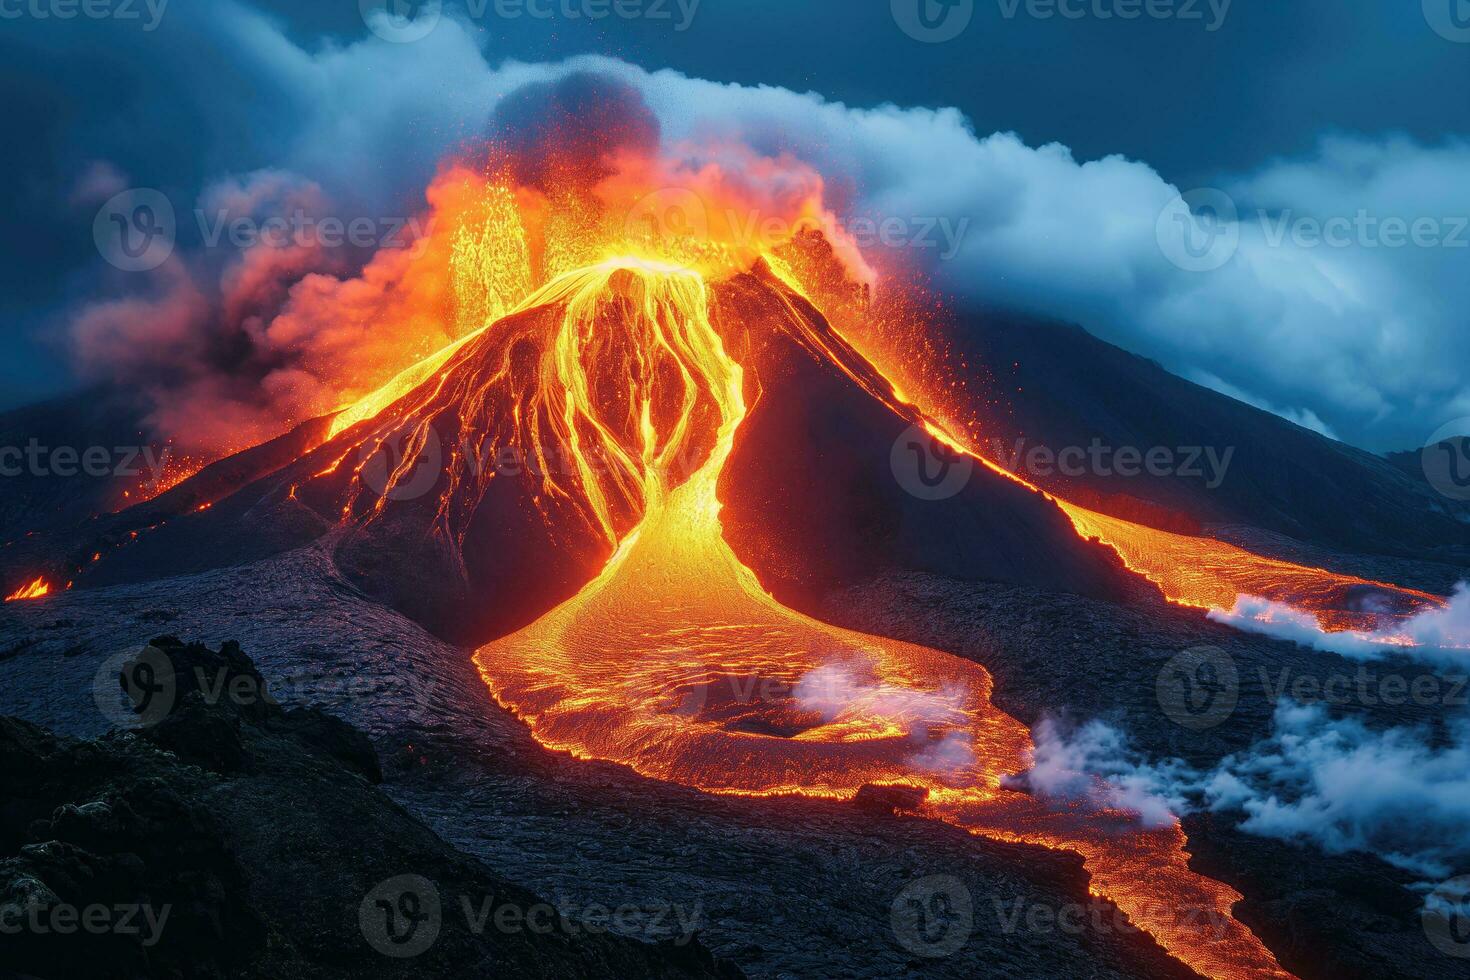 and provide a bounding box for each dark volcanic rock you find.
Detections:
[126,636,382,781]
[0,559,1221,979]
[0,639,742,980]
[1183,812,1464,980]
[953,309,1470,561]
[0,387,151,538]
[852,784,929,815]
[718,267,1139,610]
